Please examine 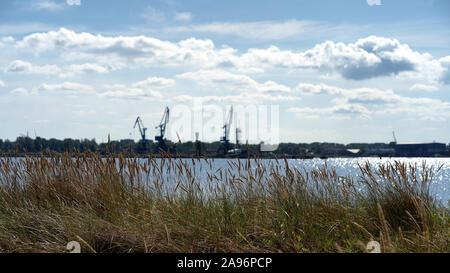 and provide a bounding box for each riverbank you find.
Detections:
[0,153,448,253]
[2,151,450,159]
